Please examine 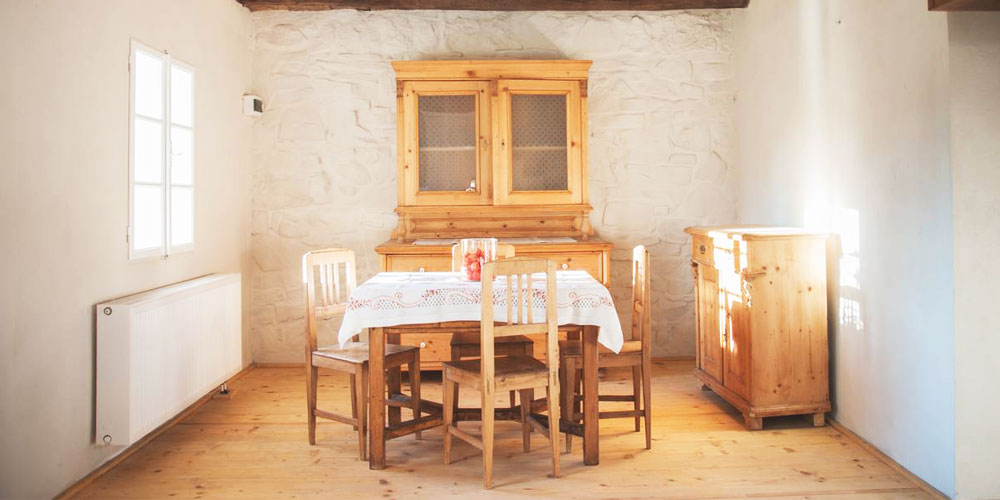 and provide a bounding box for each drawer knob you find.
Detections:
[418,267,425,272]
[699,244,706,255]
[419,341,427,349]
[561,263,569,270]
